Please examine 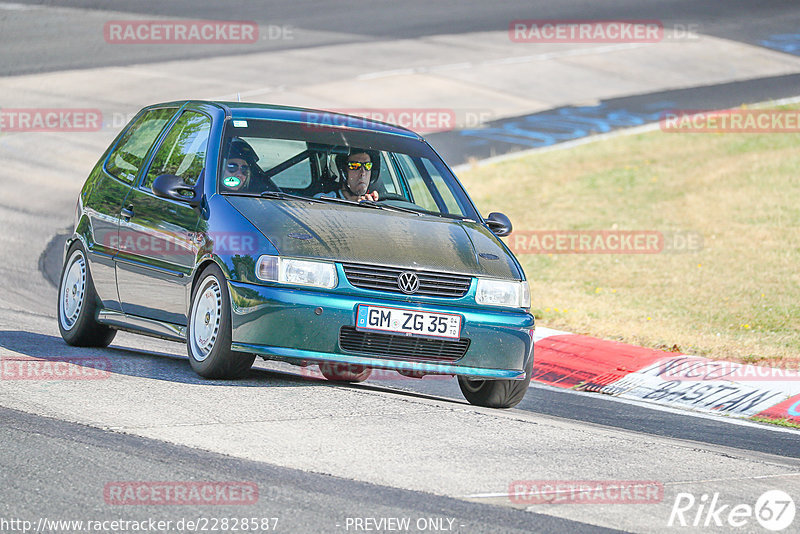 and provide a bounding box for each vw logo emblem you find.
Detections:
[397,271,420,294]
